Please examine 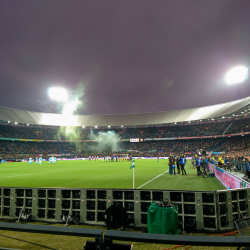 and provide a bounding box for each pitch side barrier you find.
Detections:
[208,163,250,189]
[0,223,250,250]
[0,222,103,249]
[103,230,250,249]
[1,187,250,232]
